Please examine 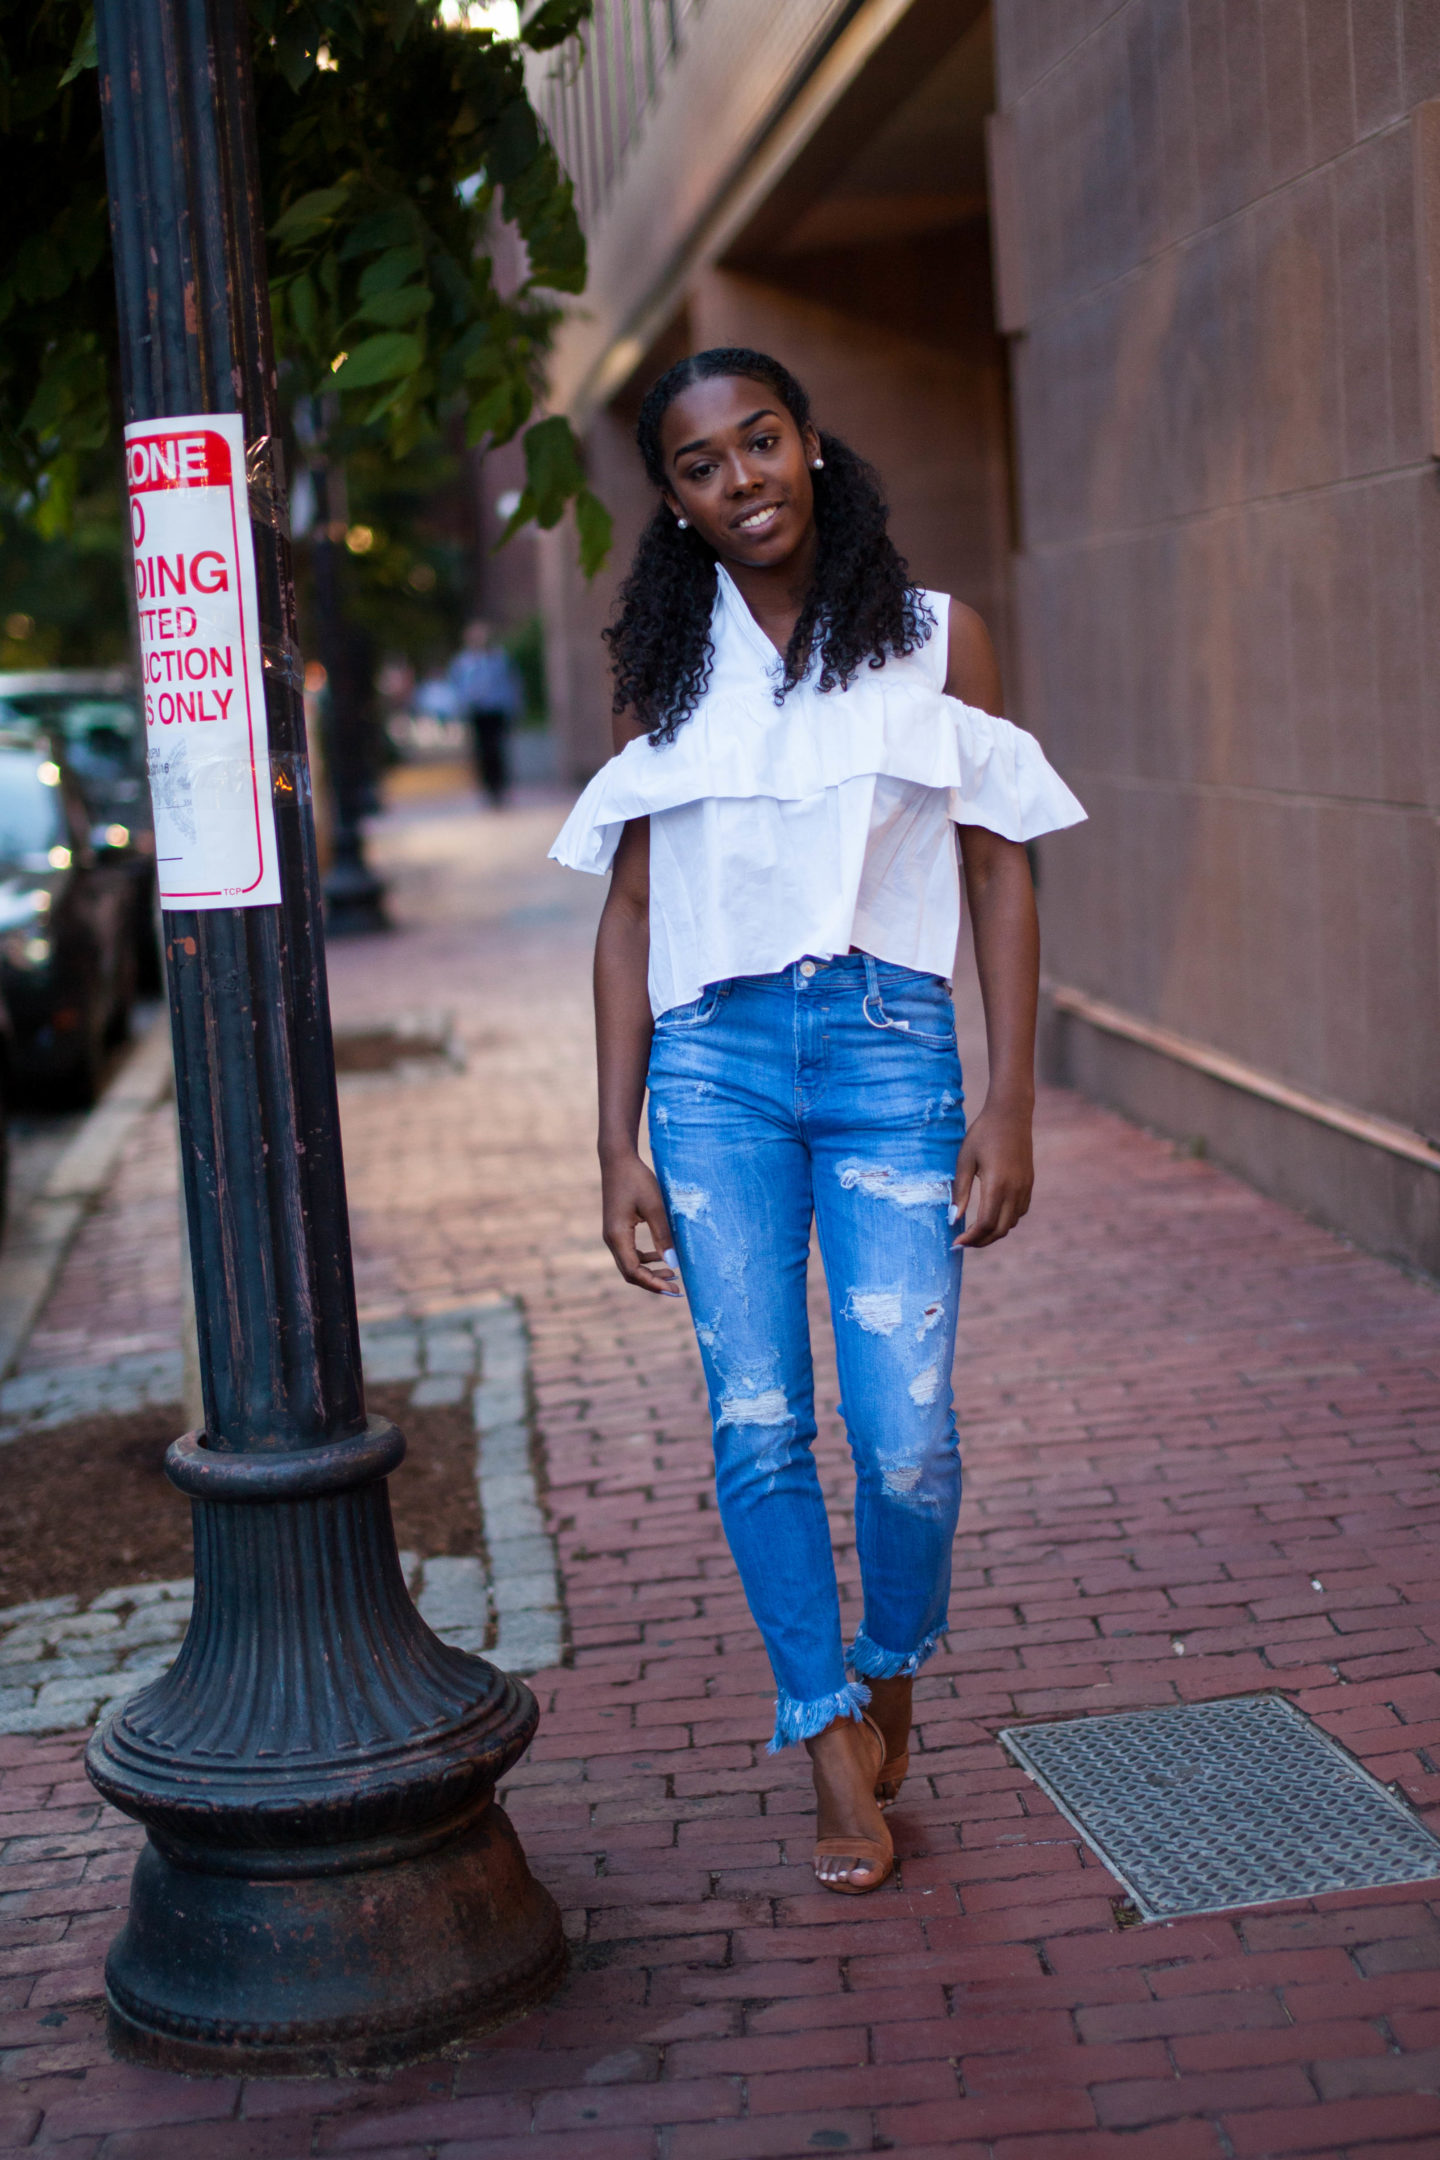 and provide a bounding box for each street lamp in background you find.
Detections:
[86,0,561,2072]
[294,399,389,937]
